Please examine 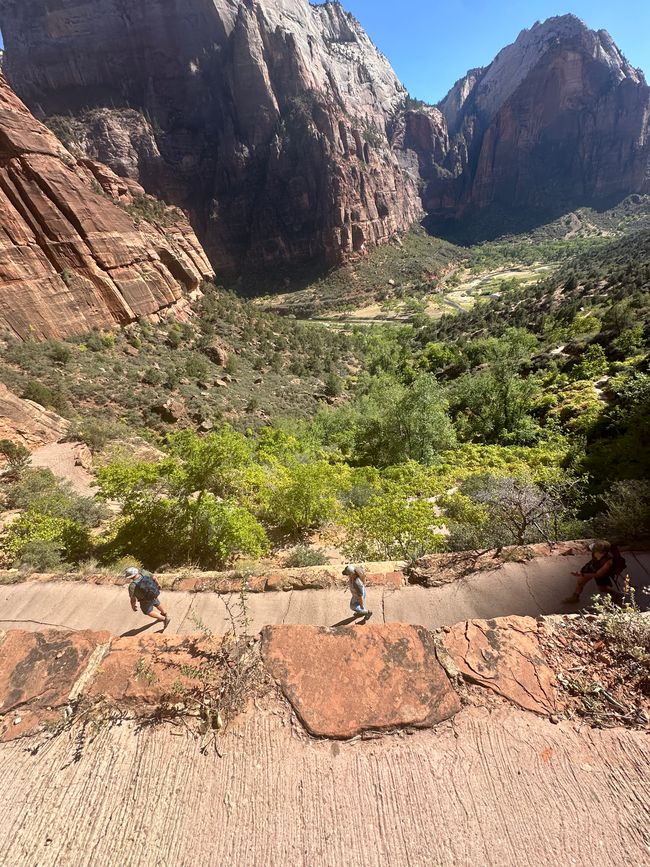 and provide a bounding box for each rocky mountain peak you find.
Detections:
[439,14,644,134]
